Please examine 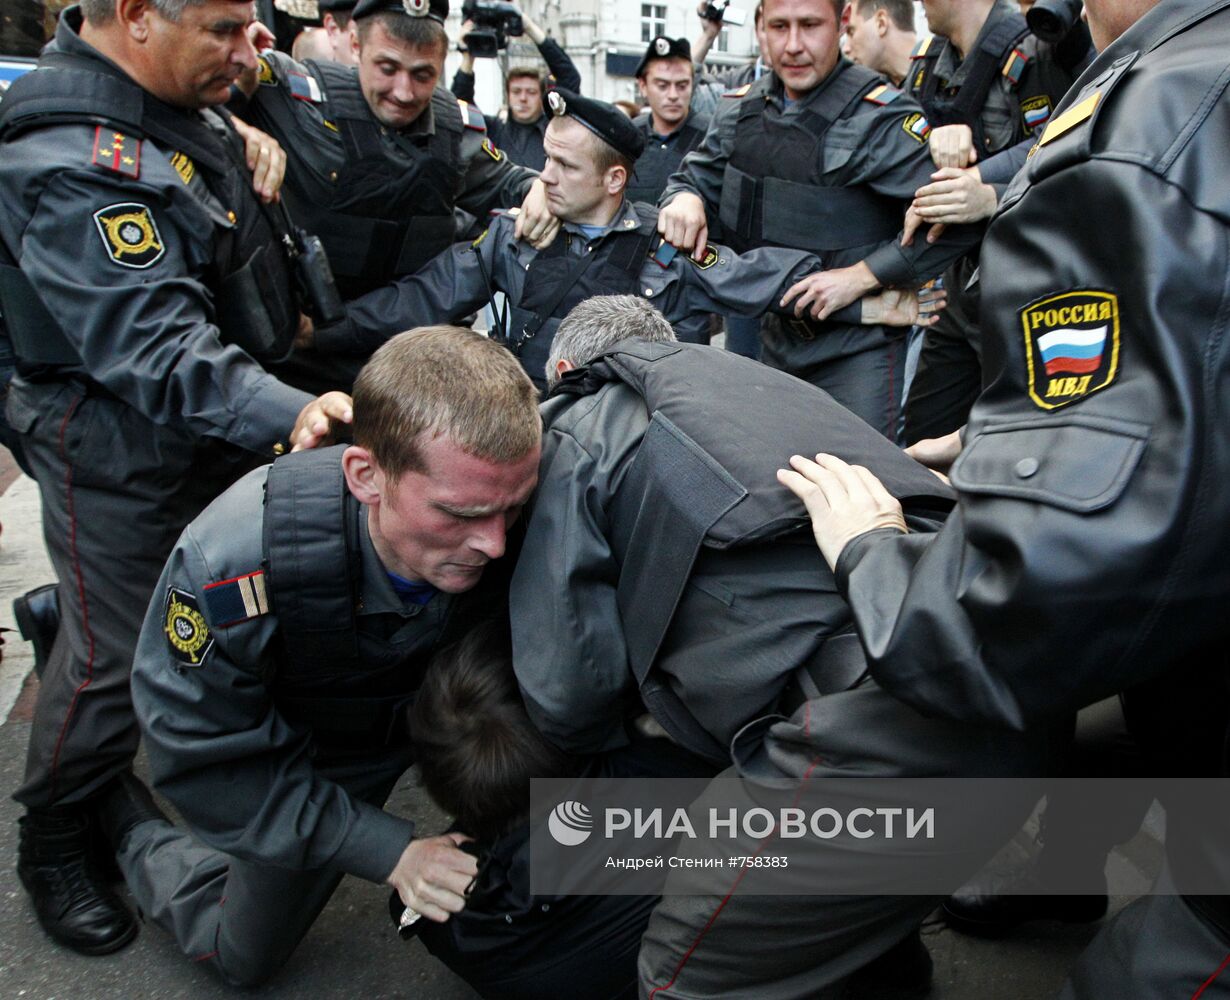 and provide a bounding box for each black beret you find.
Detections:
[317,0,358,12]
[546,88,647,162]
[351,0,448,23]
[635,36,692,78]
